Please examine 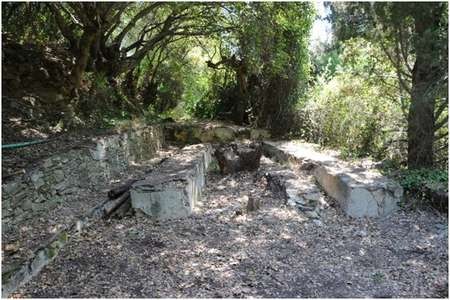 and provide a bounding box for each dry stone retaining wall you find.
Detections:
[2,125,163,229]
